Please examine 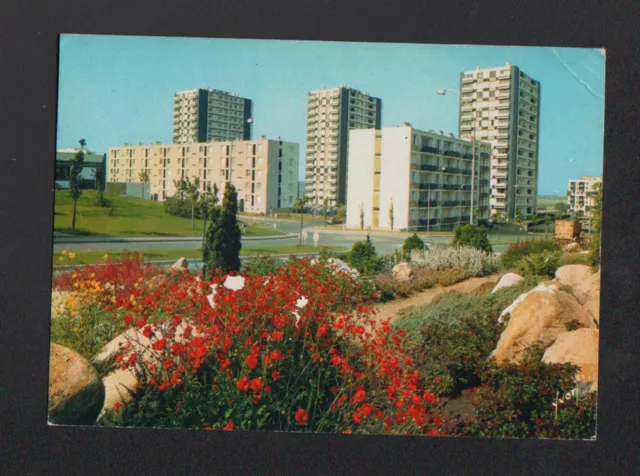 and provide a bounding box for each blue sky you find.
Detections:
[57,35,605,195]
